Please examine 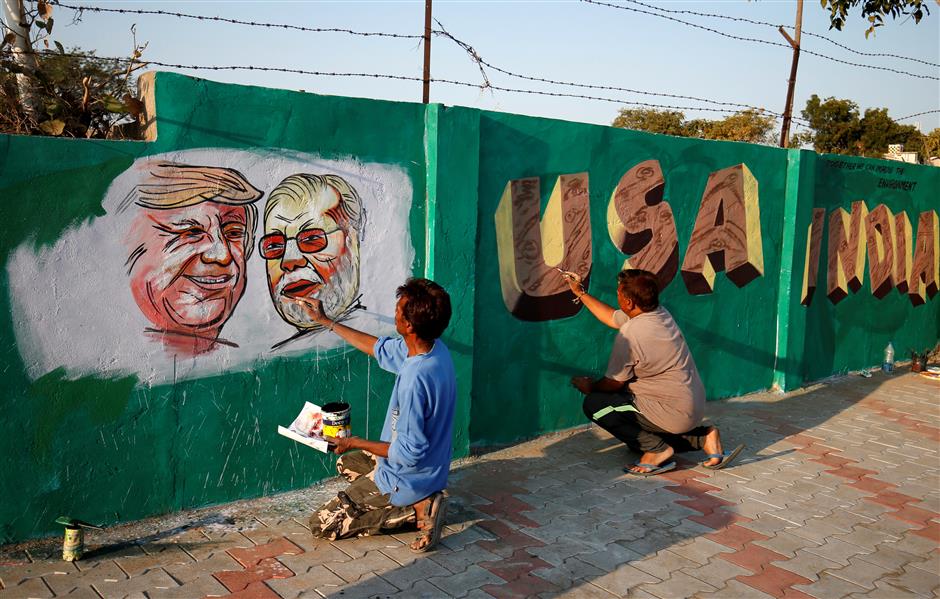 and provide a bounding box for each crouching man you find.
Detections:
[563,269,743,477]
[292,278,456,552]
